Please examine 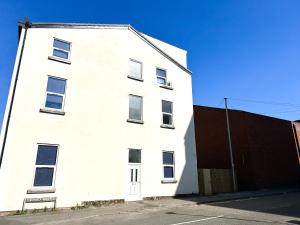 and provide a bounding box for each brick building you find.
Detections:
[194,105,300,191]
